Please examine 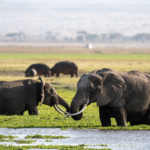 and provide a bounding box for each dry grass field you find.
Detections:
[0,46,150,83]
